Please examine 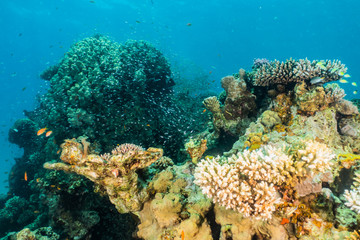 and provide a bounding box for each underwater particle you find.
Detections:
[186,23,192,26]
